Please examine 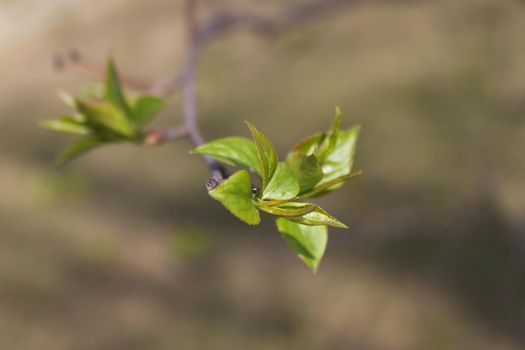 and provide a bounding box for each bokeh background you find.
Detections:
[1,0,525,349]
